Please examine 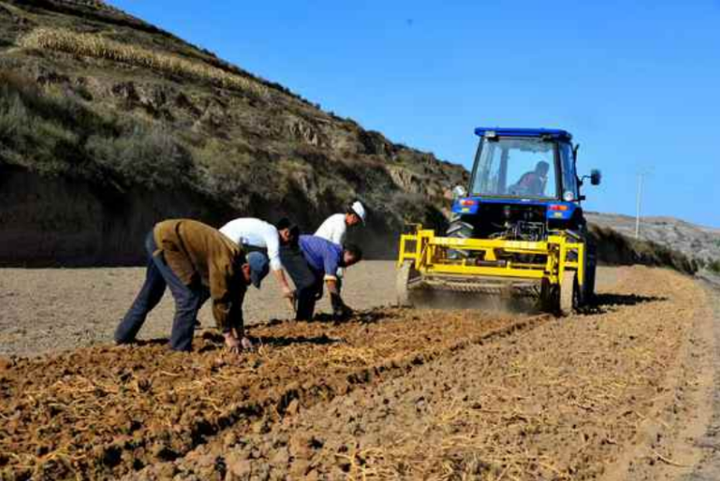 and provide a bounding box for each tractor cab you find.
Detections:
[470,128,578,201]
[451,128,601,241]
